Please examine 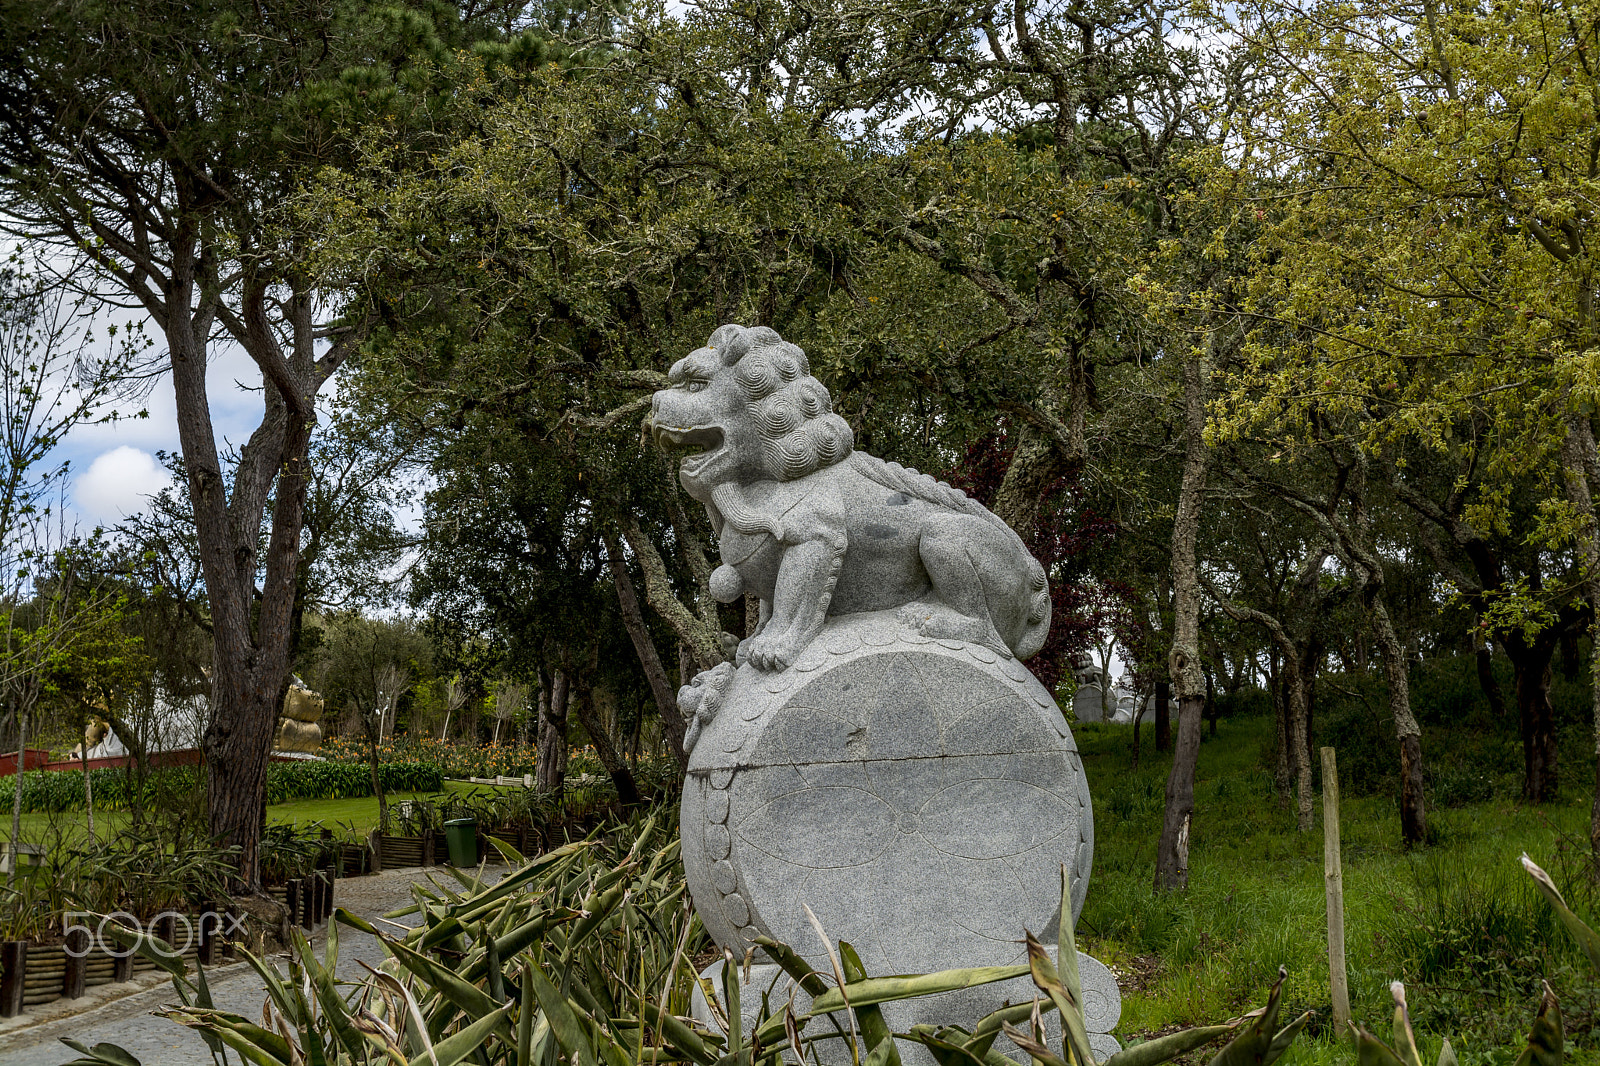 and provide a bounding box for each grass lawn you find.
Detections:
[1077,713,1600,1065]
[264,780,485,835]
